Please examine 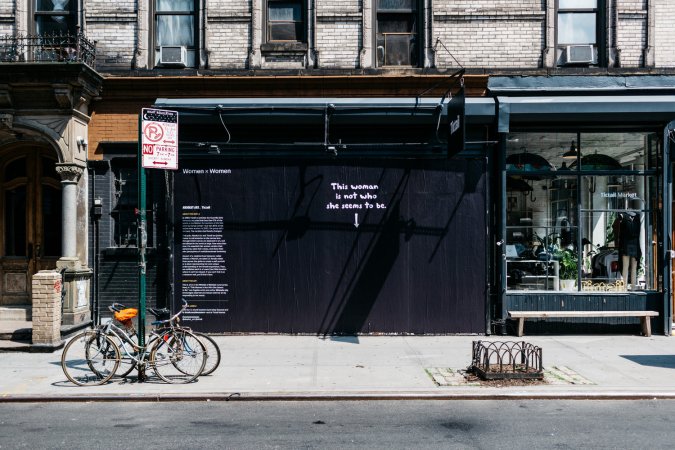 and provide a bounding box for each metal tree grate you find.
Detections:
[470,340,544,380]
